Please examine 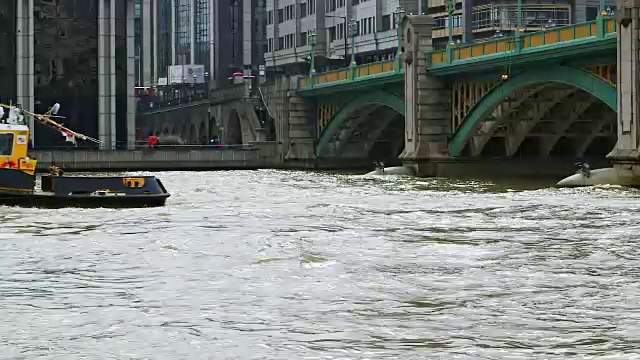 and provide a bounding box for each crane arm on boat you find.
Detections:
[0,103,101,145]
